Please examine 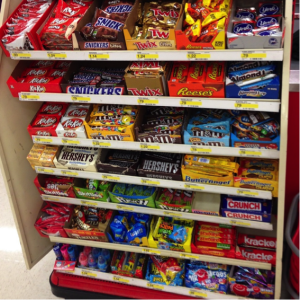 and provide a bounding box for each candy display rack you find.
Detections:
[0,0,293,298]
